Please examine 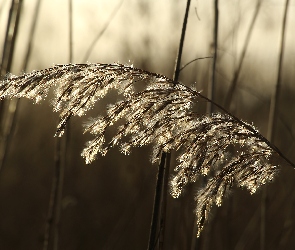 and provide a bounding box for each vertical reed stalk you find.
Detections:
[224,0,262,110]
[0,0,22,77]
[54,137,65,250]
[44,1,73,250]
[148,1,191,249]
[159,152,171,249]
[0,0,42,173]
[22,0,42,70]
[148,153,166,250]
[83,0,124,62]
[0,0,23,172]
[43,137,66,250]
[198,2,219,249]
[262,0,290,250]
[206,0,218,114]
[266,0,289,140]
